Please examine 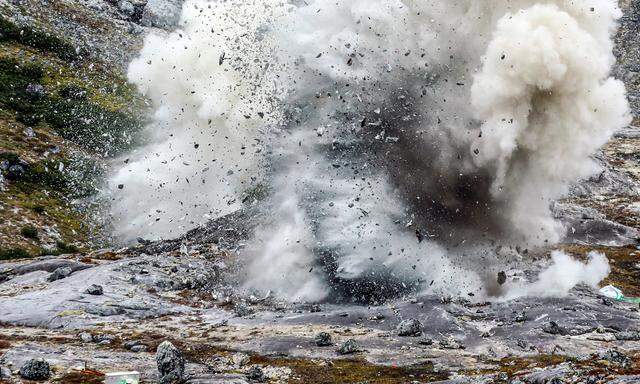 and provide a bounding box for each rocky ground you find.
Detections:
[1,0,640,383]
